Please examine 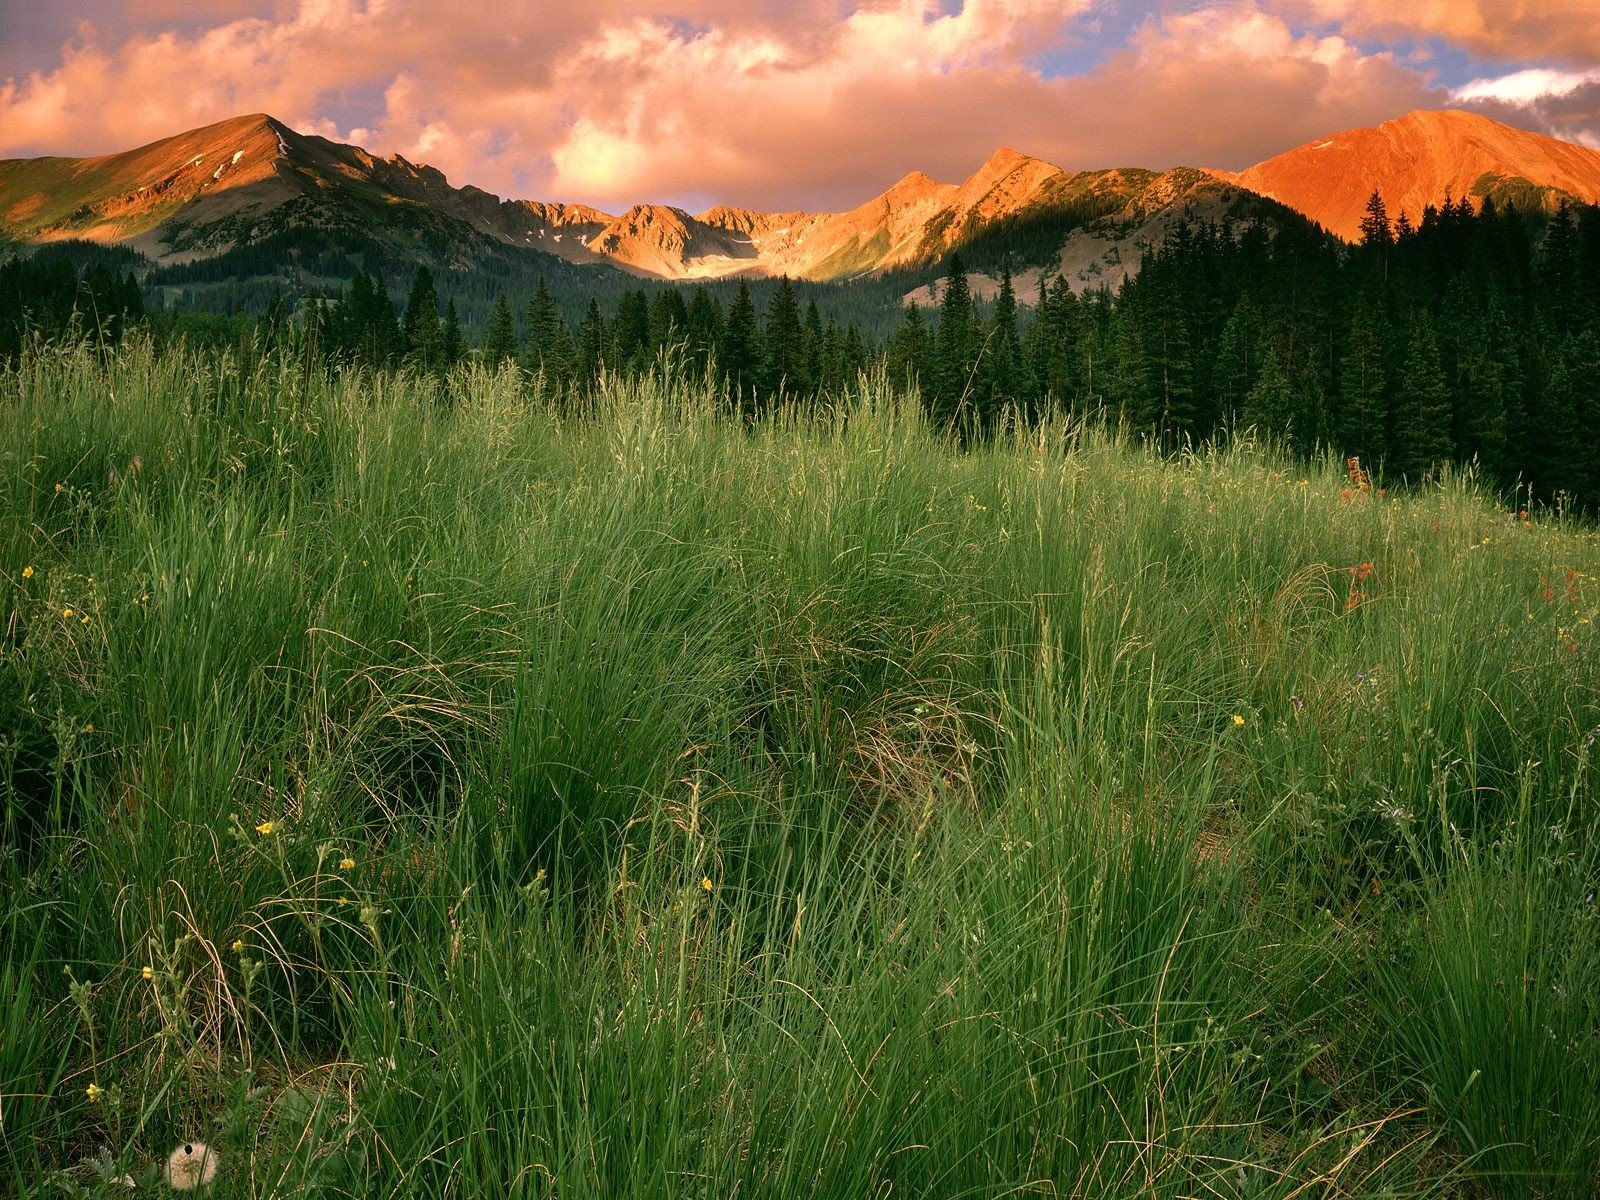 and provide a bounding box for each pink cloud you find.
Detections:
[1267,0,1600,68]
[0,1,1451,212]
